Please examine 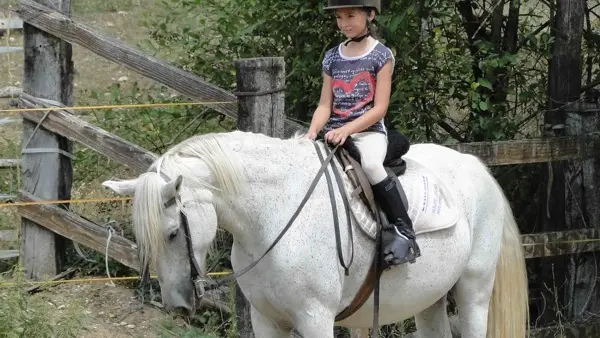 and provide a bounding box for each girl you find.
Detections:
[305,0,420,266]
